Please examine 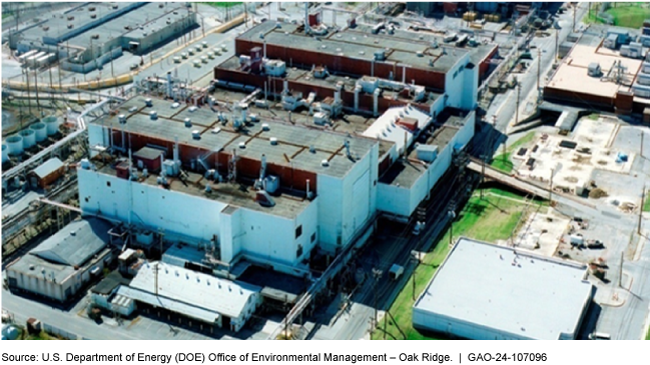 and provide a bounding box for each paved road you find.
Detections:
[487,4,589,133]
